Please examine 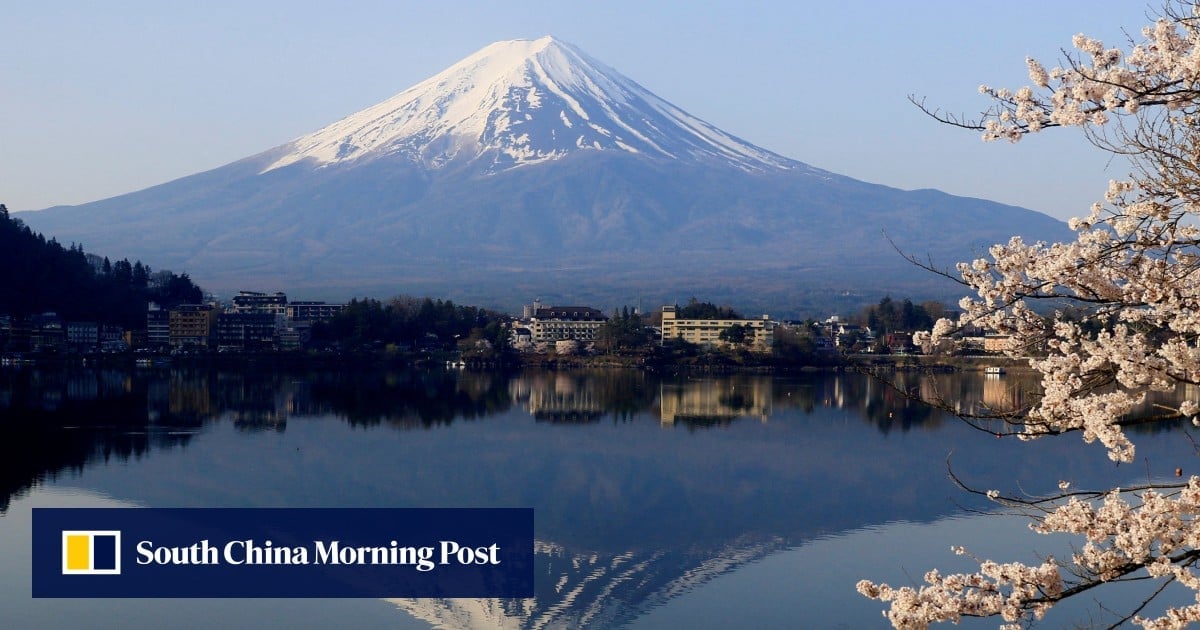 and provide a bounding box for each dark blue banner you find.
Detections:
[33,508,534,598]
